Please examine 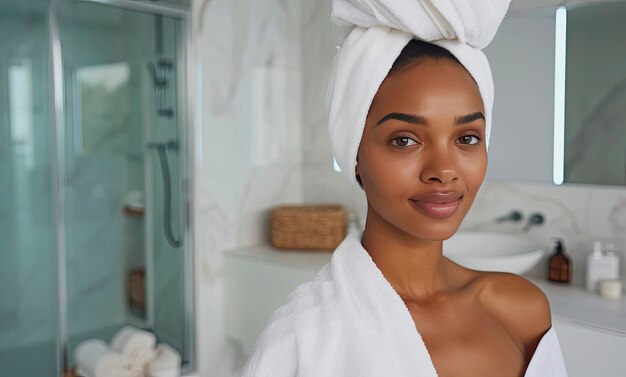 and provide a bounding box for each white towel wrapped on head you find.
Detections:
[331,0,511,49]
[326,0,510,186]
